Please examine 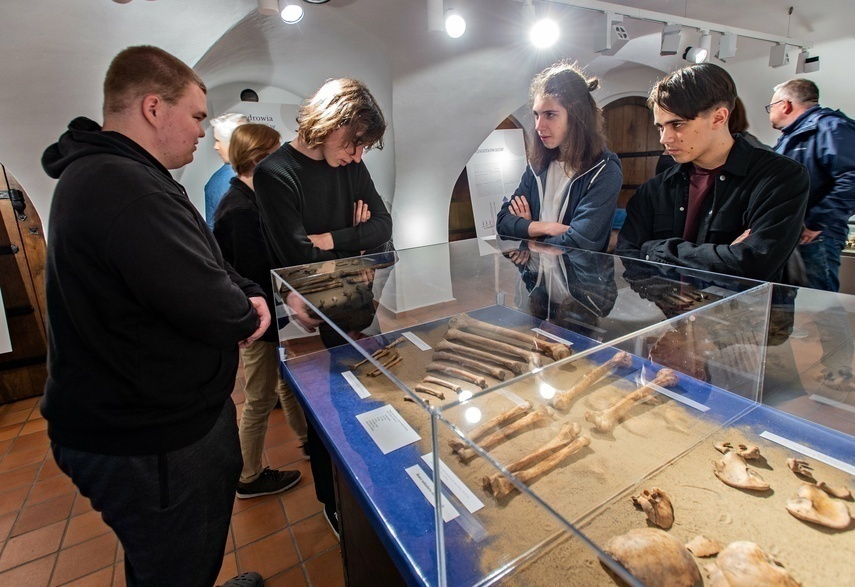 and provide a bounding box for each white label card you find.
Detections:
[760,431,855,476]
[341,371,371,399]
[405,465,459,522]
[356,405,421,454]
[421,453,484,513]
[531,328,574,347]
[401,331,432,351]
